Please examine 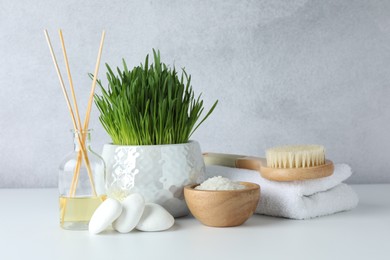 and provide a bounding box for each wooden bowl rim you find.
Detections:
[184,181,260,193]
